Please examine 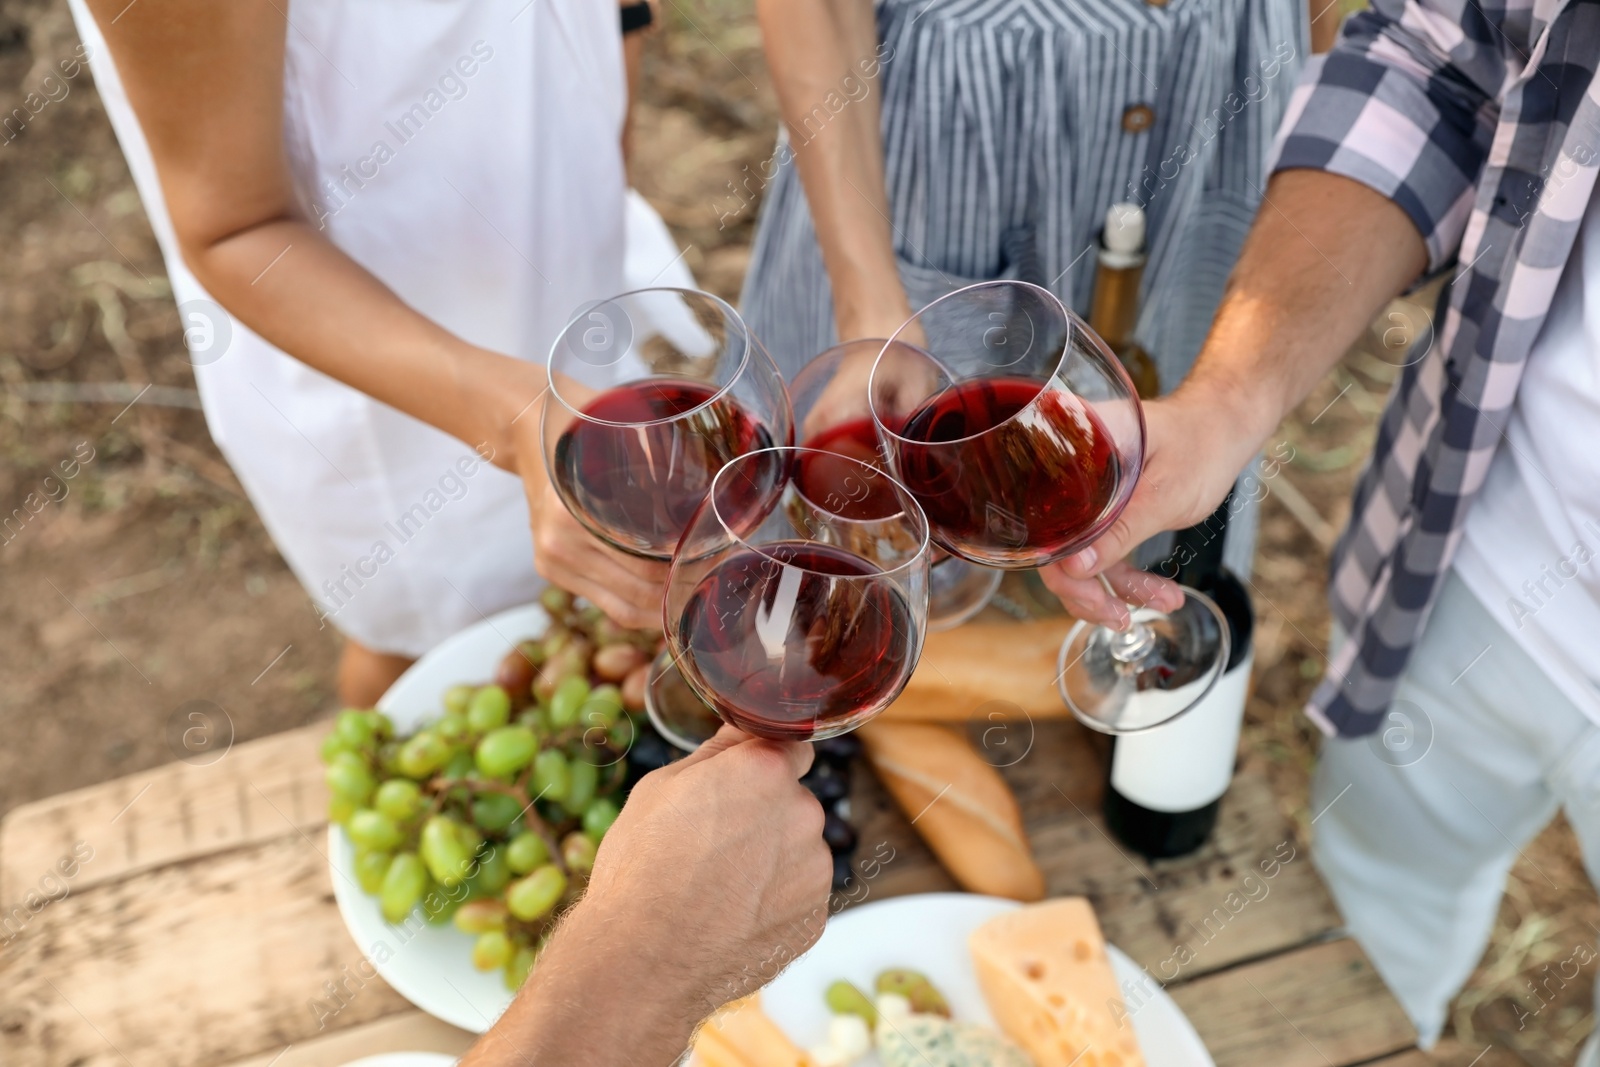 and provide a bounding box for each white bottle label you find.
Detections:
[1109,651,1253,813]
